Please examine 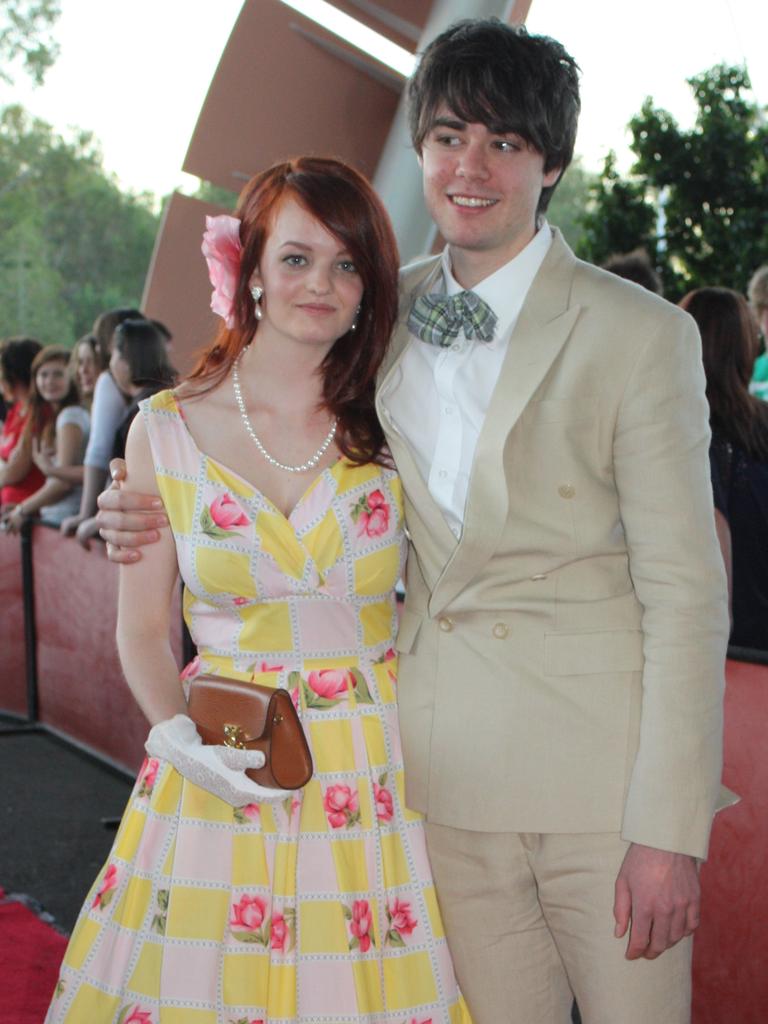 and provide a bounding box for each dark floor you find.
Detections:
[0,721,133,932]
